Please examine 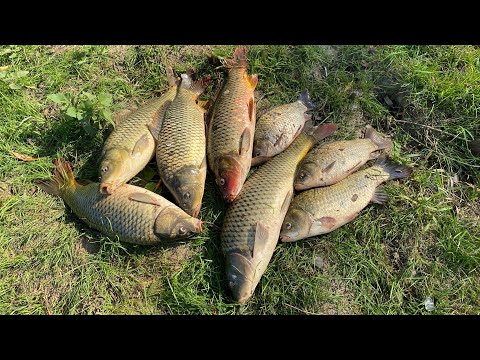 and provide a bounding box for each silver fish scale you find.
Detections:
[63,183,159,245]
[221,134,314,253]
[103,89,176,152]
[157,88,206,178]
